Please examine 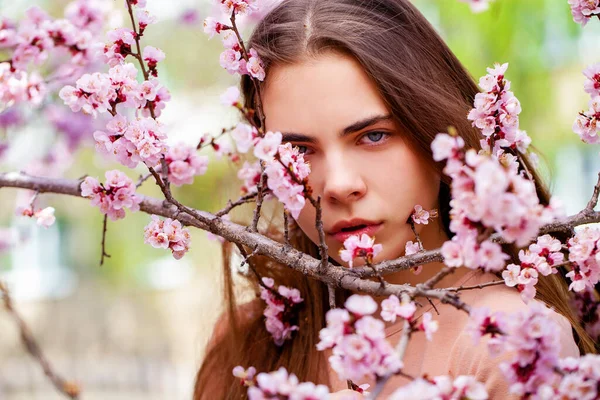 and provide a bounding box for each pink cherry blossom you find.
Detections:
[232,365,256,387]
[231,123,258,153]
[240,367,329,399]
[570,288,600,343]
[34,206,56,227]
[459,0,495,13]
[254,131,282,161]
[80,170,142,221]
[465,307,507,346]
[573,97,600,144]
[431,133,465,161]
[142,45,164,76]
[16,205,56,228]
[163,143,208,186]
[380,294,417,323]
[259,277,303,346]
[345,294,377,316]
[220,86,240,106]
[238,160,262,194]
[569,0,600,26]
[104,27,136,66]
[405,240,421,256]
[411,204,430,224]
[583,63,600,98]
[339,233,383,268]
[136,9,156,33]
[220,0,259,17]
[203,17,227,39]
[566,226,600,292]
[247,48,266,81]
[418,312,439,341]
[143,215,191,259]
